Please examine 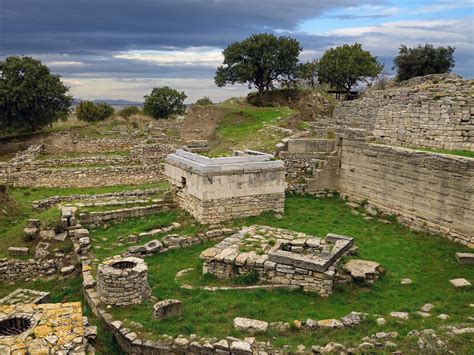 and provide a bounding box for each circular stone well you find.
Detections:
[0,315,33,337]
[97,256,150,306]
